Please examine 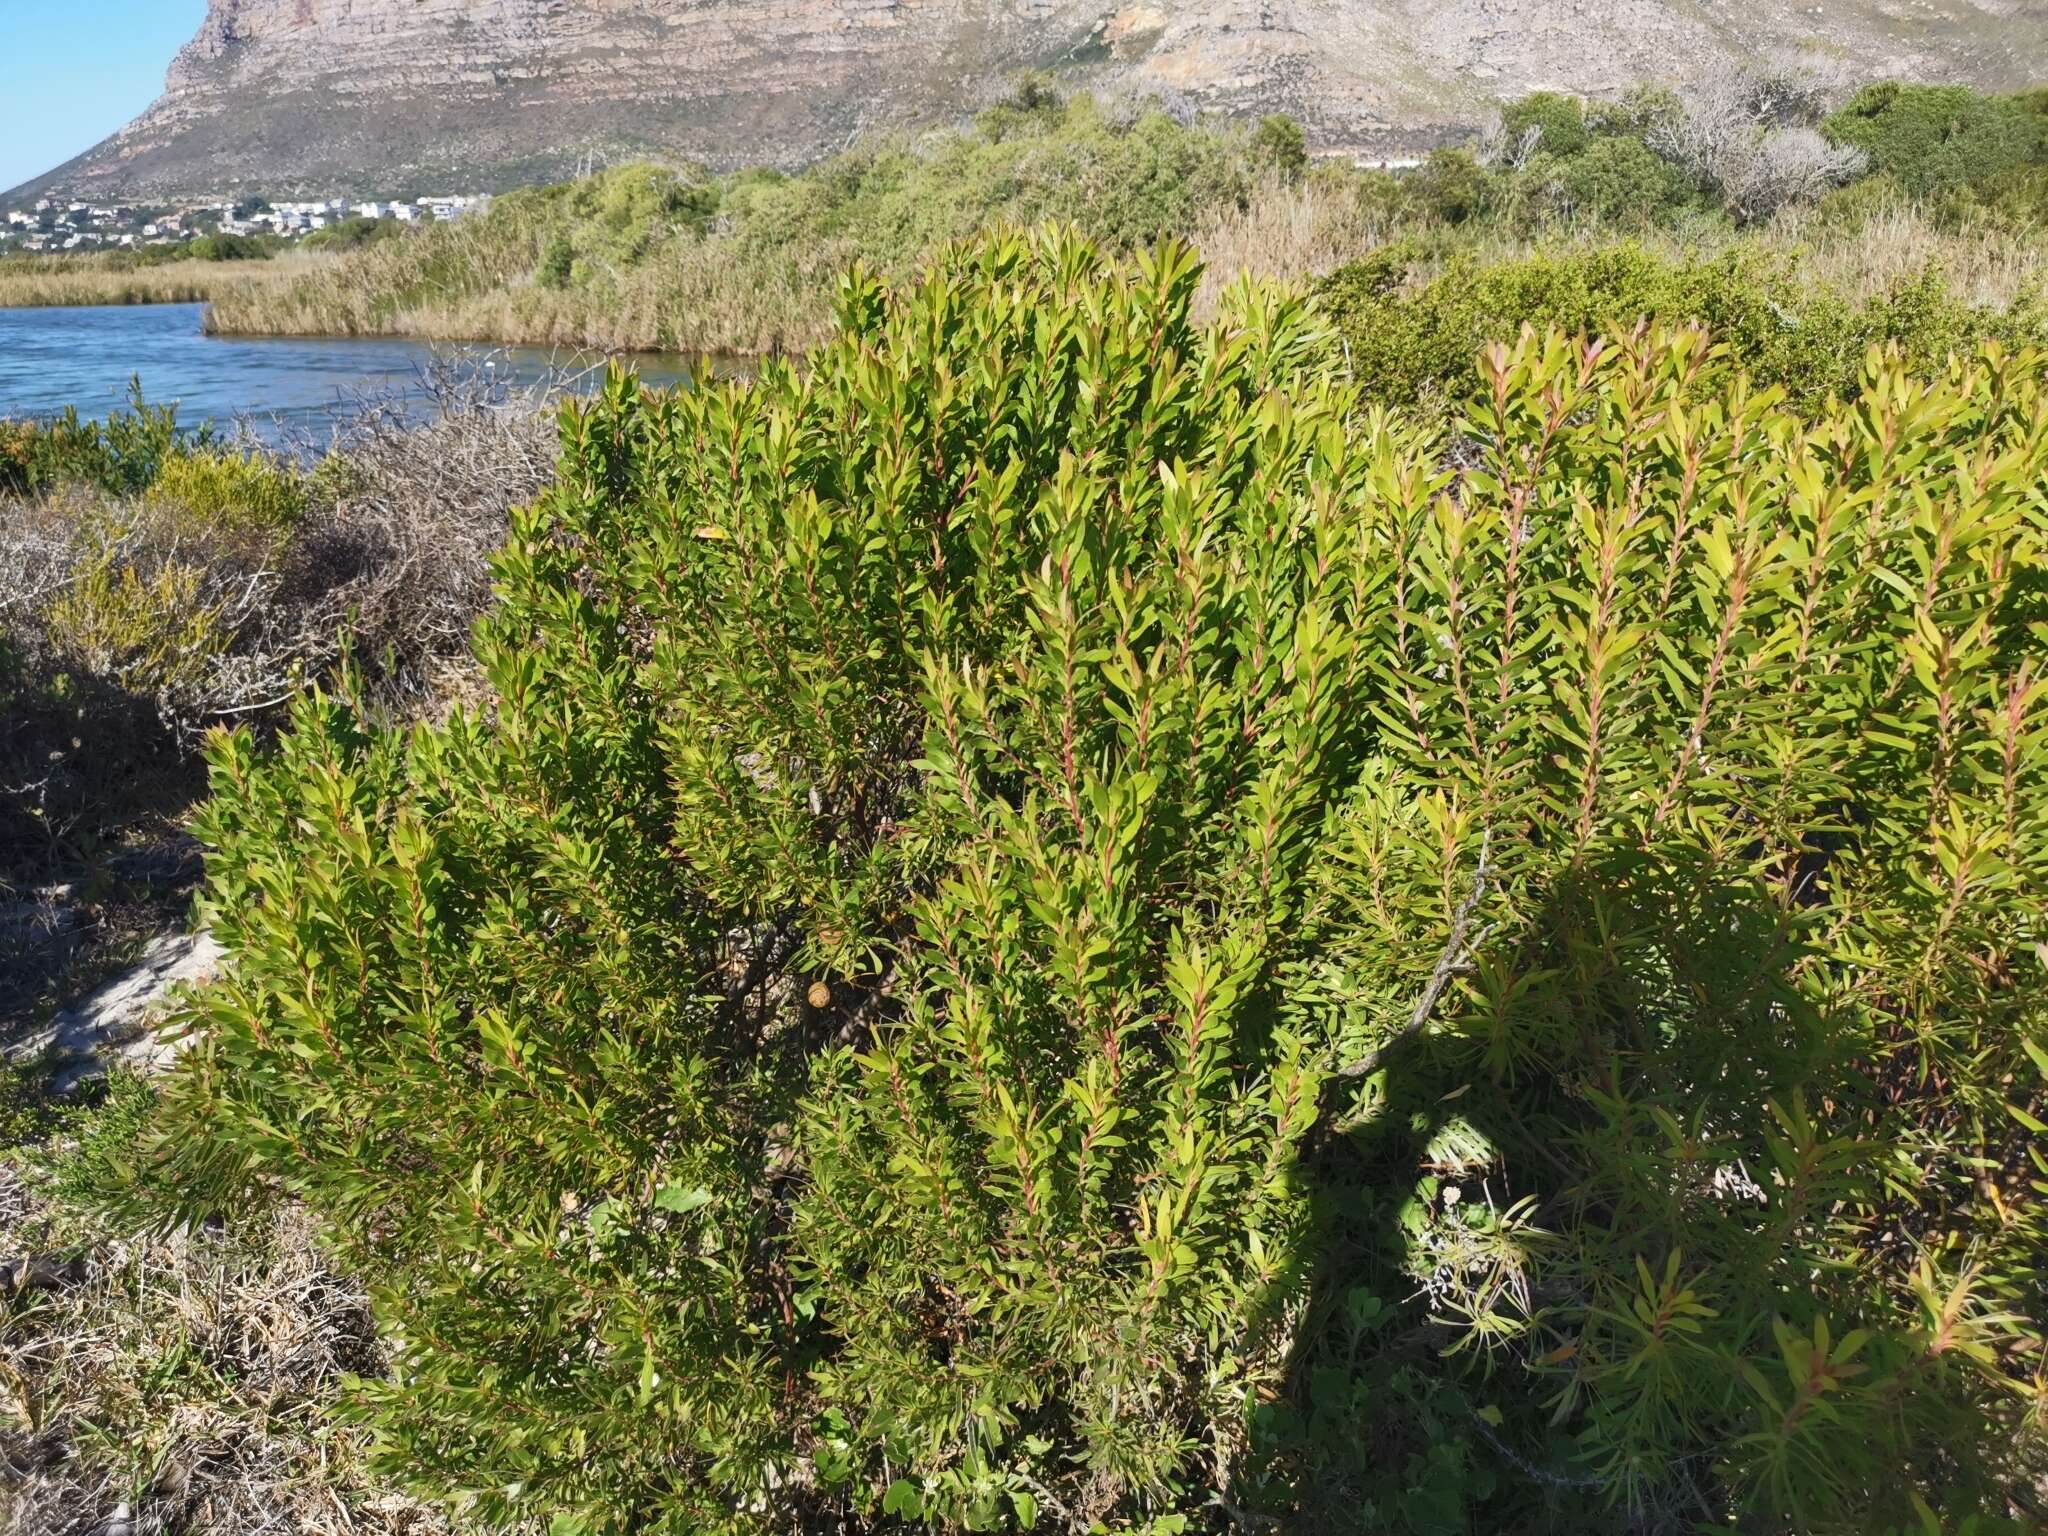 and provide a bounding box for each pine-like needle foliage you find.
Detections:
[131,228,2047,1534]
